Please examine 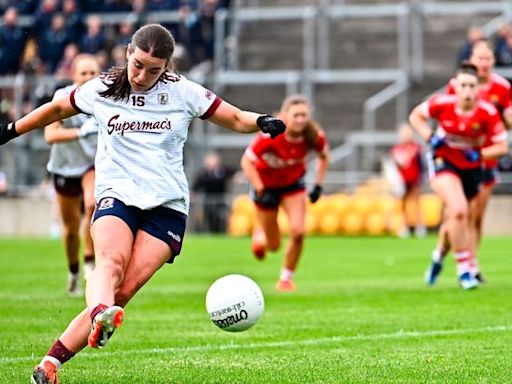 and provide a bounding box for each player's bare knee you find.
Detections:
[62,226,79,242]
[289,228,305,243]
[451,207,468,222]
[96,251,125,281]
